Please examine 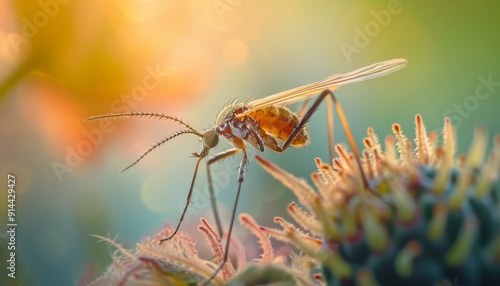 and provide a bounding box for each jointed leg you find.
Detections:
[282,89,333,151]
[280,89,373,193]
[203,149,249,285]
[206,148,241,237]
[297,95,335,162]
[326,95,335,163]
[159,156,204,244]
[298,98,311,118]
